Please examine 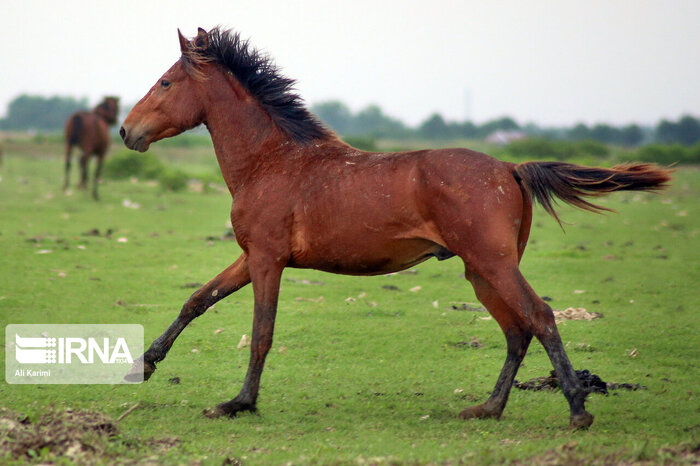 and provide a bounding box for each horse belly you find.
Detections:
[290,230,450,276]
